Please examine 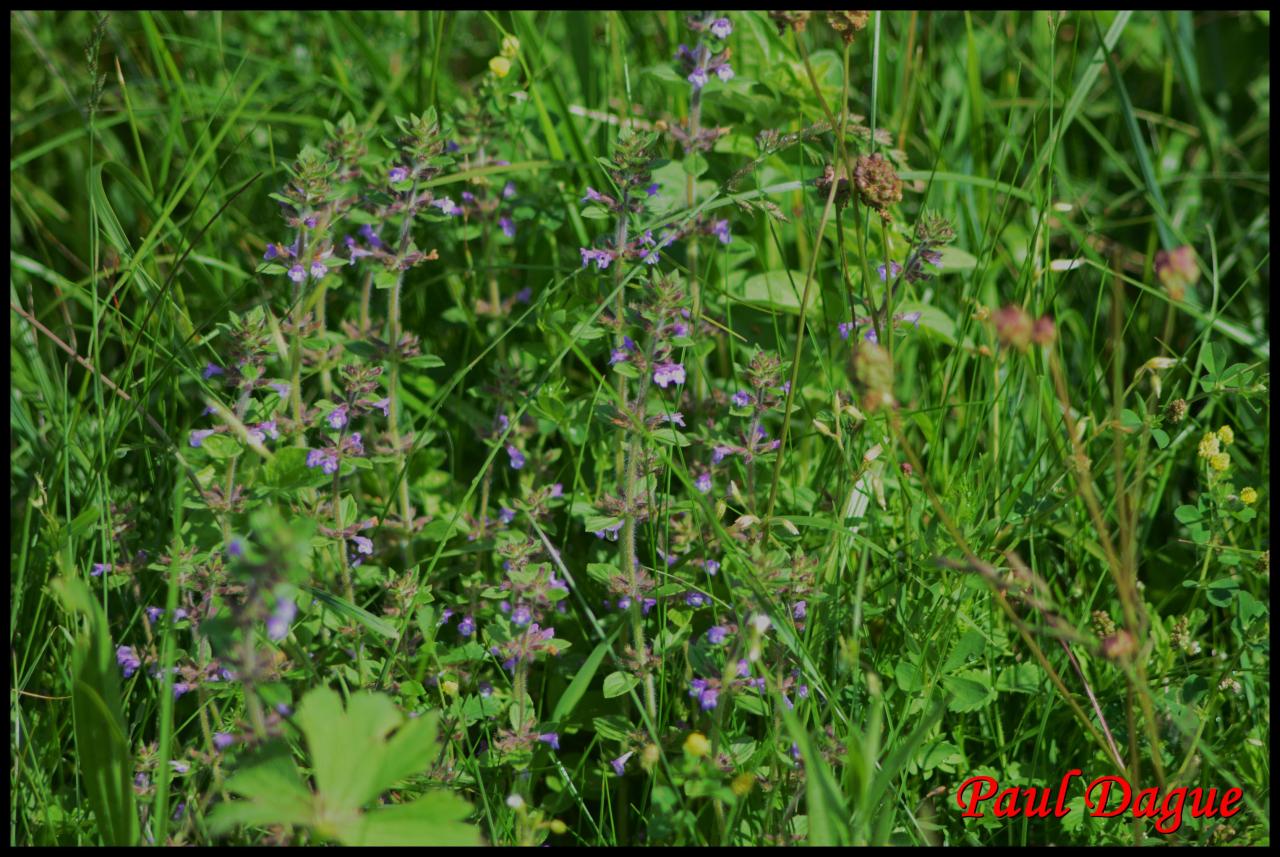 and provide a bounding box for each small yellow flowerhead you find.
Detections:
[683,731,711,758]
[500,35,521,58]
[640,743,661,771]
[1217,425,1234,446]
[731,772,756,797]
[441,679,459,696]
[489,56,512,78]
[1210,452,1231,472]
[1240,487,1258,505]
[1198,432,1220,459]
